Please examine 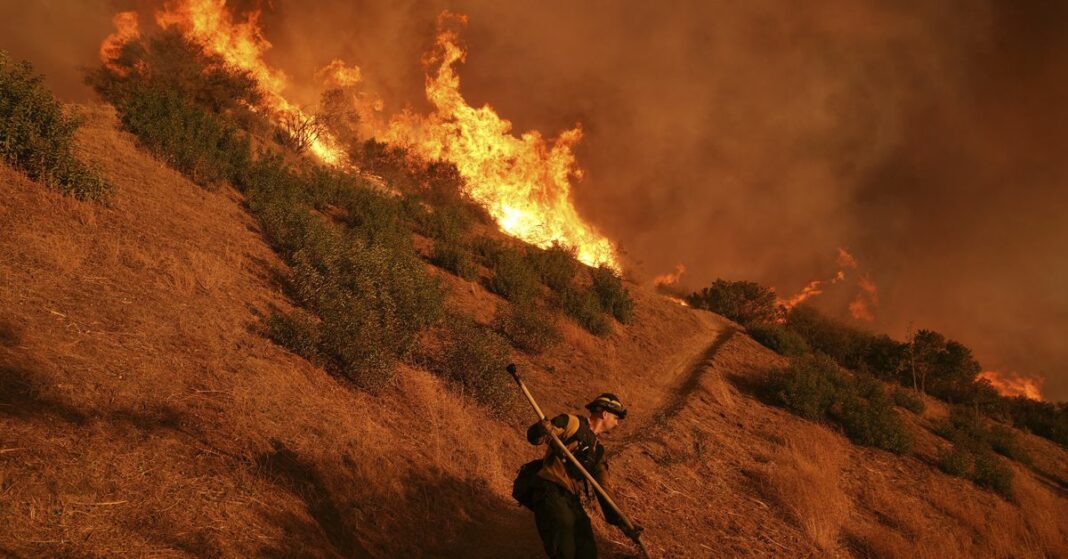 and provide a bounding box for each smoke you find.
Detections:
[2,0,1066,399]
